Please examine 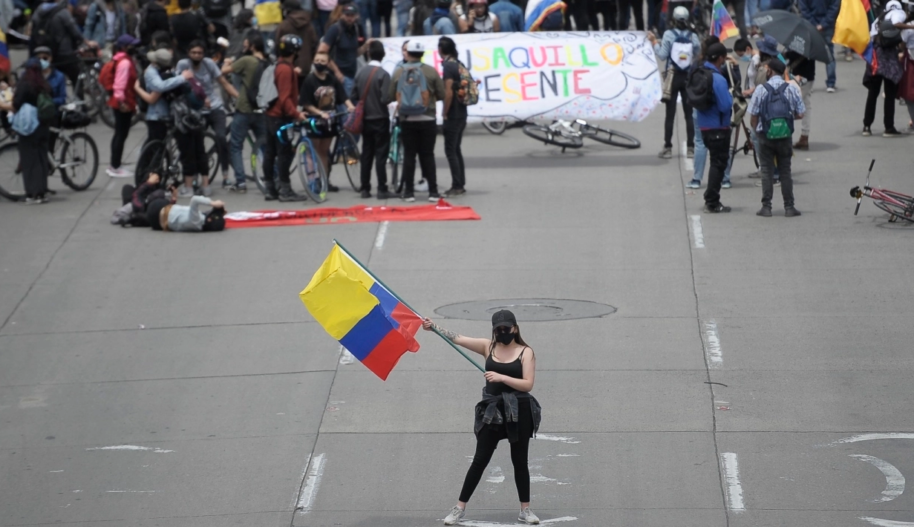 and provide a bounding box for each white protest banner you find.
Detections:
[379,31,661,123]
